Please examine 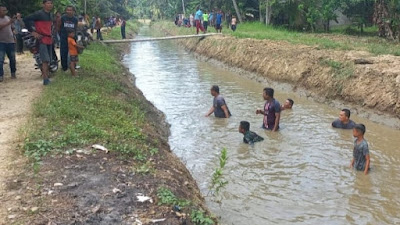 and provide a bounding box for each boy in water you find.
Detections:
[67,30,83,76]
[350,124,370,175]
[205,85,231,118]
[239,121,264,144]
[281,98,294,110]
